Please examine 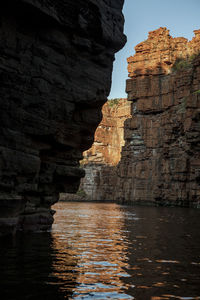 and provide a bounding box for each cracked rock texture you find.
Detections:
[0,0,126,235]
[81,28,200,207]
[80,98,131,200]
[115,28,200,207]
